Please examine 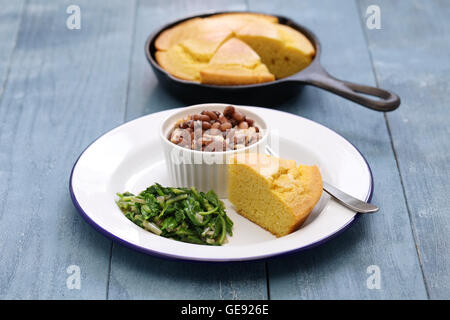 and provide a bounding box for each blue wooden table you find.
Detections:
[0,0,448,300]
